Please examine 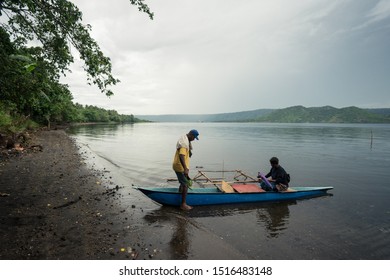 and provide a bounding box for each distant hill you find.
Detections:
[254,106,390,123]
[366,108,390,117]
[136,106,390,123]
[136,109,274,122]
